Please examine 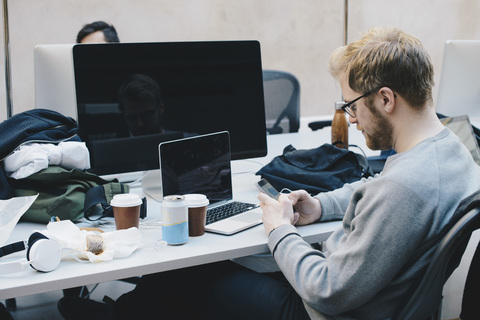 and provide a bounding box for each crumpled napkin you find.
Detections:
[42,220,142,263]
[0,195,38,246]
